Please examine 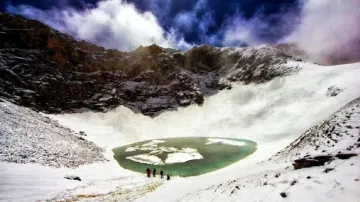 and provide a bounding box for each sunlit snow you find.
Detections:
[2,61,360,202]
